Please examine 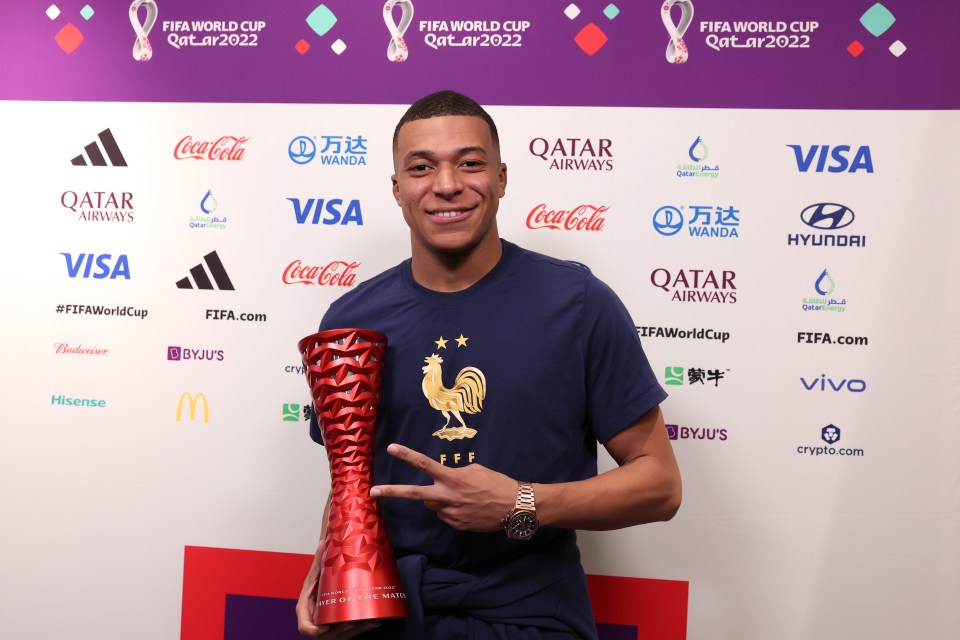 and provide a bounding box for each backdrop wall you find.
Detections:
[1,1,958,639]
